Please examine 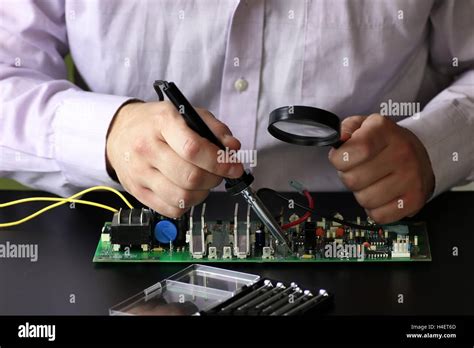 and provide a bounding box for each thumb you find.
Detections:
[340,115,367,141]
